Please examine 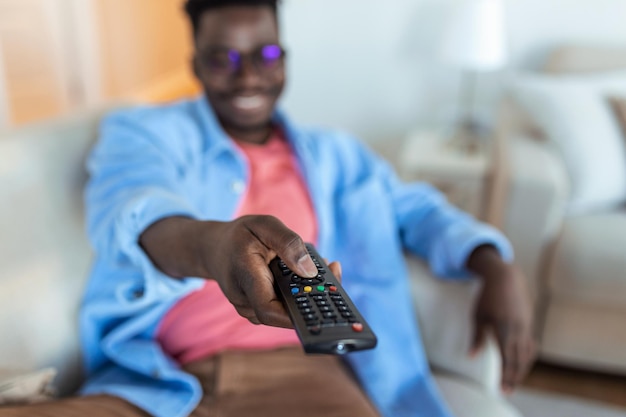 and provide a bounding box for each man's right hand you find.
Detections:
[139,215,319,328]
